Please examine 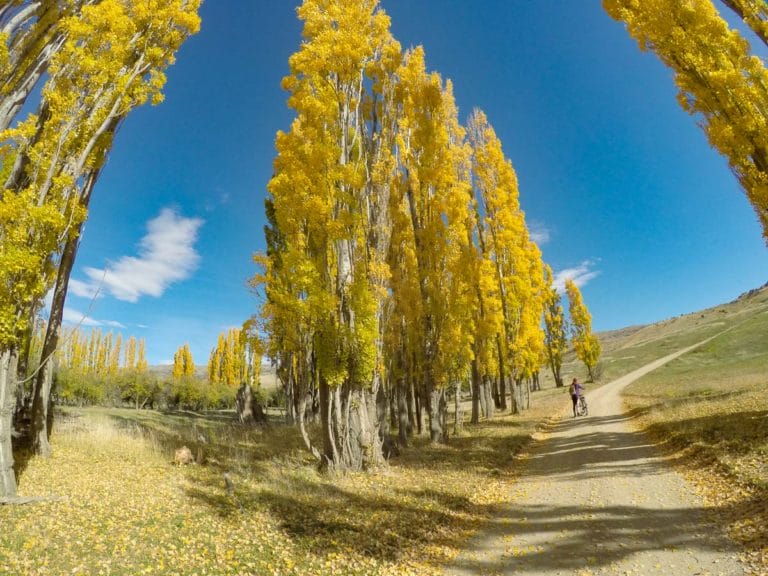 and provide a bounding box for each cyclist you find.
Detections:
[568,377,584,417]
